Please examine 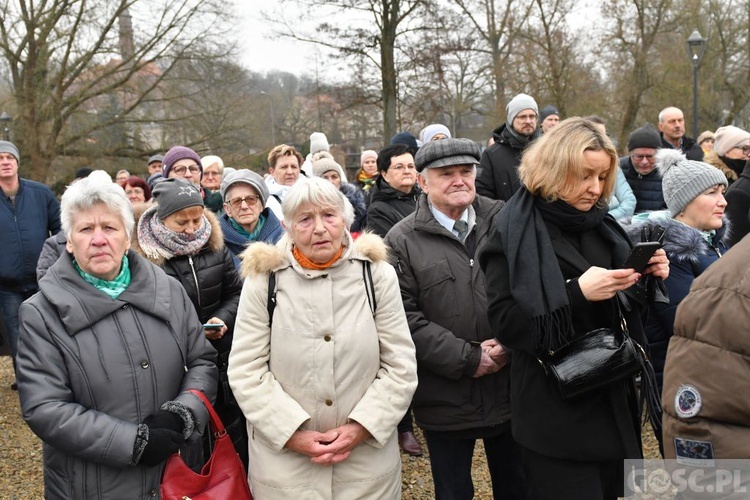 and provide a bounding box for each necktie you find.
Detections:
[453,219,469,240]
